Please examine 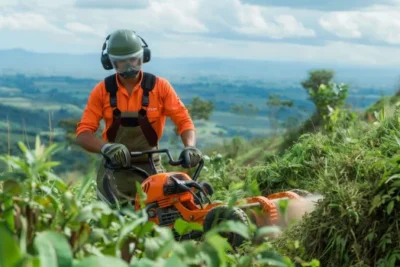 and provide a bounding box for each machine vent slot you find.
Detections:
[159,210,182,226]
